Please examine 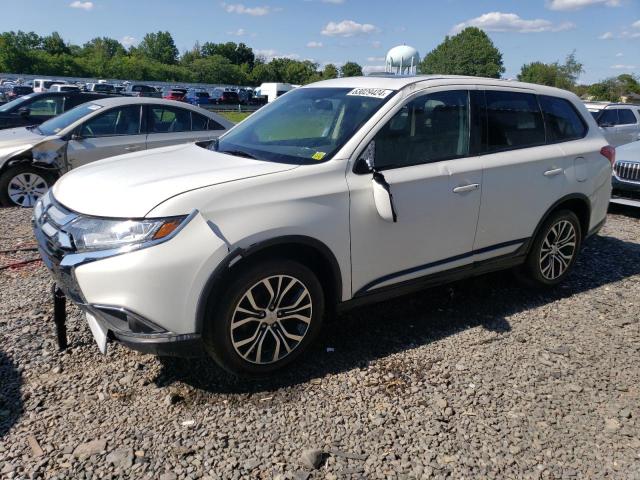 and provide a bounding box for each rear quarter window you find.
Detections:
[539,96,587,142]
